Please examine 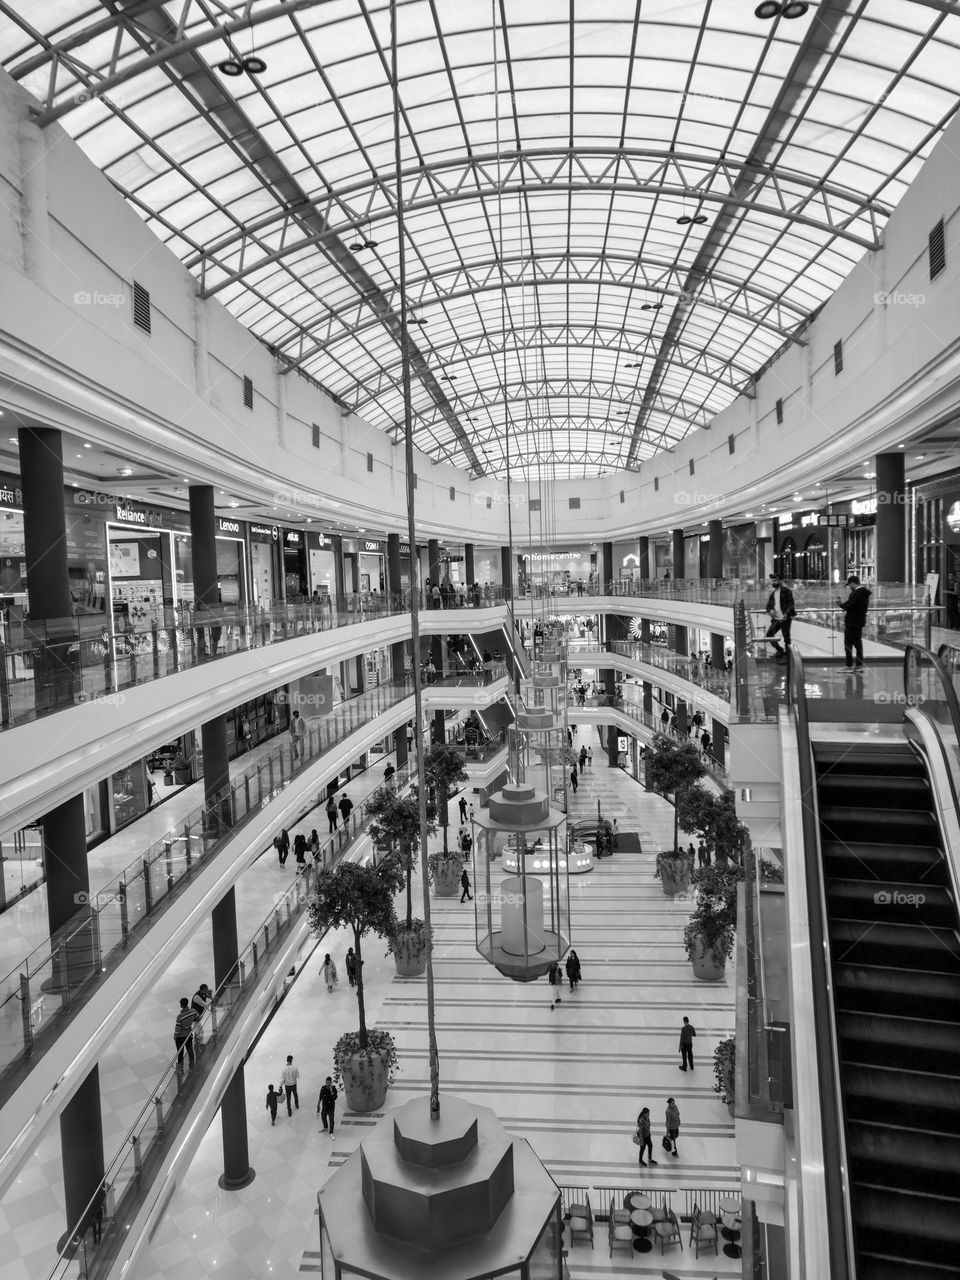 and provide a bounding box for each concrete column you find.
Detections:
[711,633,726,668]
[219,1061,255,1190]
[640,618,651,645]
[601,542,613,591]
[670,624,688,657]
[671,528,685,579]
[500,545,513,599]
[57,1065,105,1251]
[707,520,723,579]
[428,538,441,594]
[395,728,408,770]
[642,681,653,714]
[711,717,726,767]
[43,795,95,987]
[876,452,907,581]
[191,486,231,825]
[606,724,619,767]
[330,535,345,600]
[465,543,475,587]
[391,640,407,688]
[638,536,650,580]
[387,532,402,598]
